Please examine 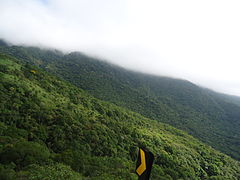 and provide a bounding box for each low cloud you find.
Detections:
[1,0,240,96]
